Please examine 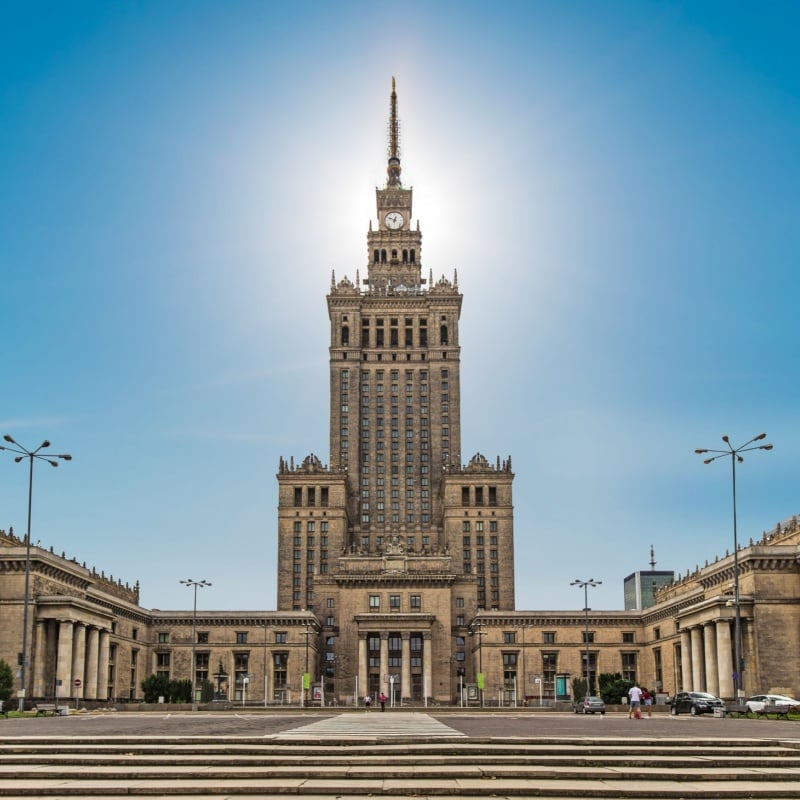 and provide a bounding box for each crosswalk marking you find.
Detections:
[273,711,465,739]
